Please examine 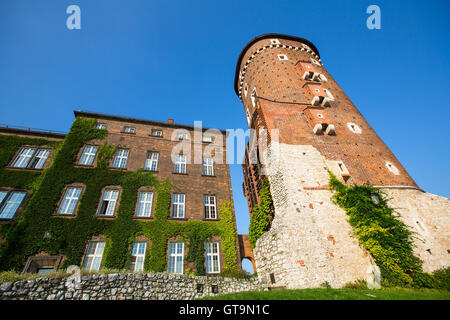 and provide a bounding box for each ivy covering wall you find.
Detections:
[248,178,274,249]
[329,172,449,289]
[0,118,240,275]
